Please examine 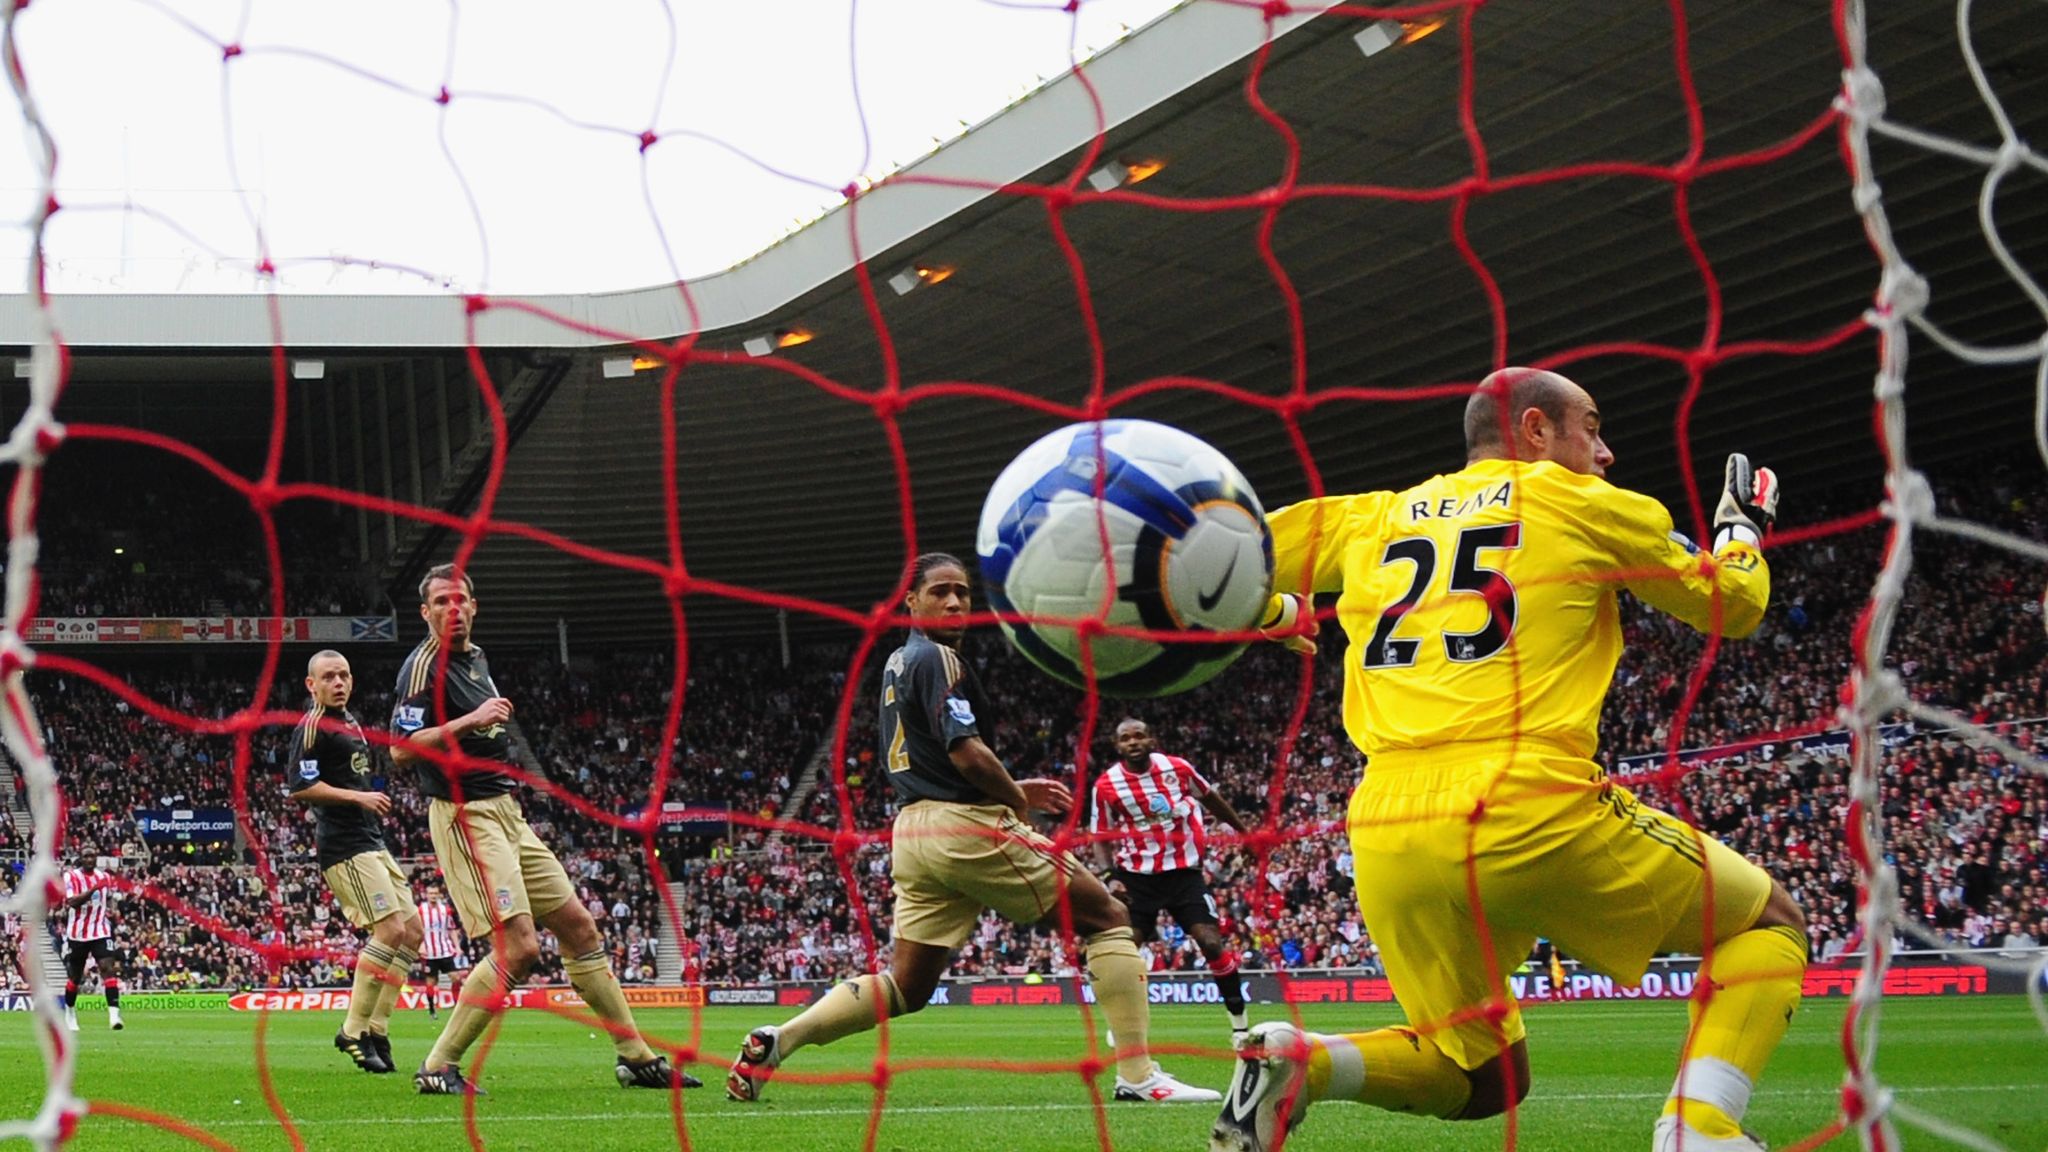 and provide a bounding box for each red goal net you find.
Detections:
[2,1,2043,1151]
